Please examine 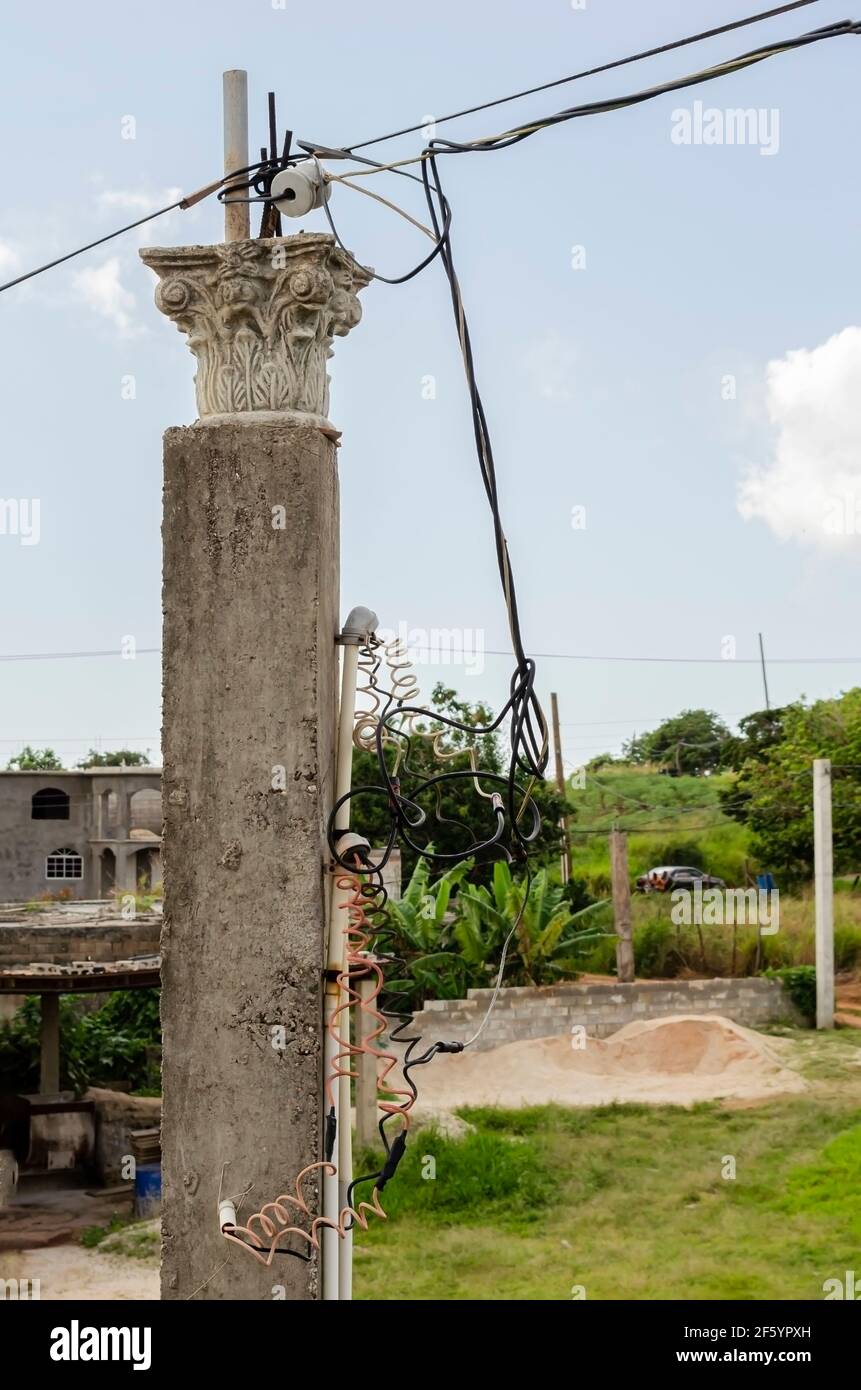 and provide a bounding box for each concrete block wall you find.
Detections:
[0,919,160,967]
[413,978,804,1051]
